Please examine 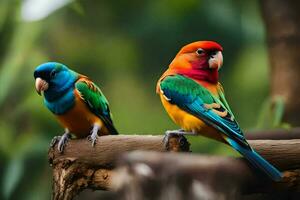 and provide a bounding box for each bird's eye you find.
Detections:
[196,48,205,55]
[50,70,57,78]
